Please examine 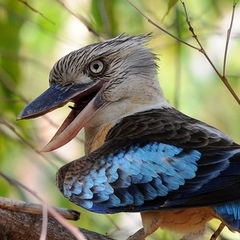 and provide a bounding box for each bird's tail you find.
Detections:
[214,200,240,232]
